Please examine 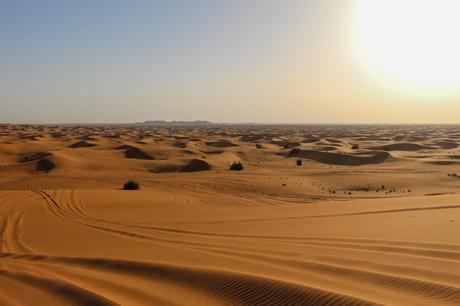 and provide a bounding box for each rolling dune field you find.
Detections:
[1,124,460,305]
